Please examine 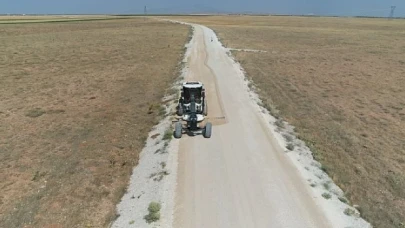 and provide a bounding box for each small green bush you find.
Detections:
[323,181,331,190]
[144,212,160,223]
[162,129,173,141]
[344,208,356,216]
[338,196,348,204]
[144,202,161,223]
[275,119,285,129]
[286,143,295,151]
[283,134,294,142]
[322,192,332,199]
[160,162,166,169]
[148,202,161,213]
